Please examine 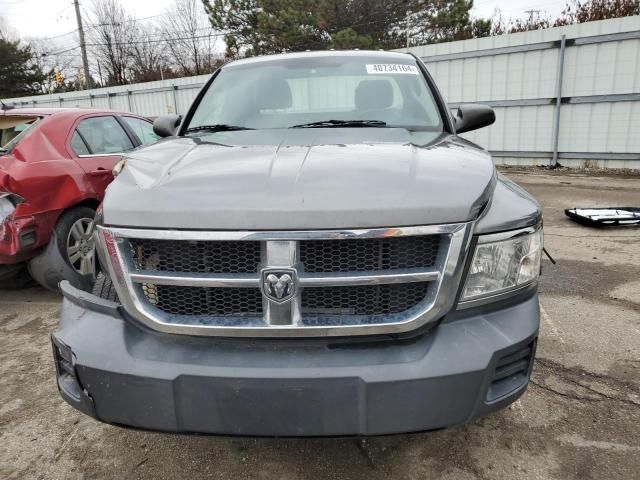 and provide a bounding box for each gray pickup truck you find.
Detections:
[51,51,542,437]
